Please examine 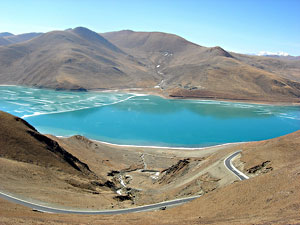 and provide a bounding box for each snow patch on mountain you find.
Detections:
[257,51,289,56]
